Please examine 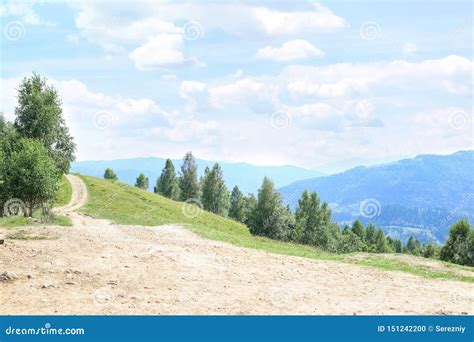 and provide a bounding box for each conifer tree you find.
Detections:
[135,173,149,190]
[201,163,230,216]
[155,159,180,200]
[179,152,200,201]
[229,185,246,222]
